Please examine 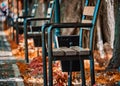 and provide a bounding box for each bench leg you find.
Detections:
[43,54,47,86]
[48,58,53,86]
[90,56,95,85]
[68,61,72,86]
[12,28,15,41]
[42,39,48,86]
[42,24,49,86]
[80,59,86,85]
[16,27,19,44]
